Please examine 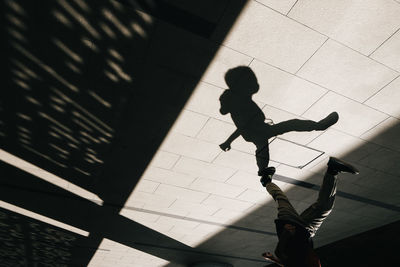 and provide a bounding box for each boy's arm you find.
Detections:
[219,129,240,151]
